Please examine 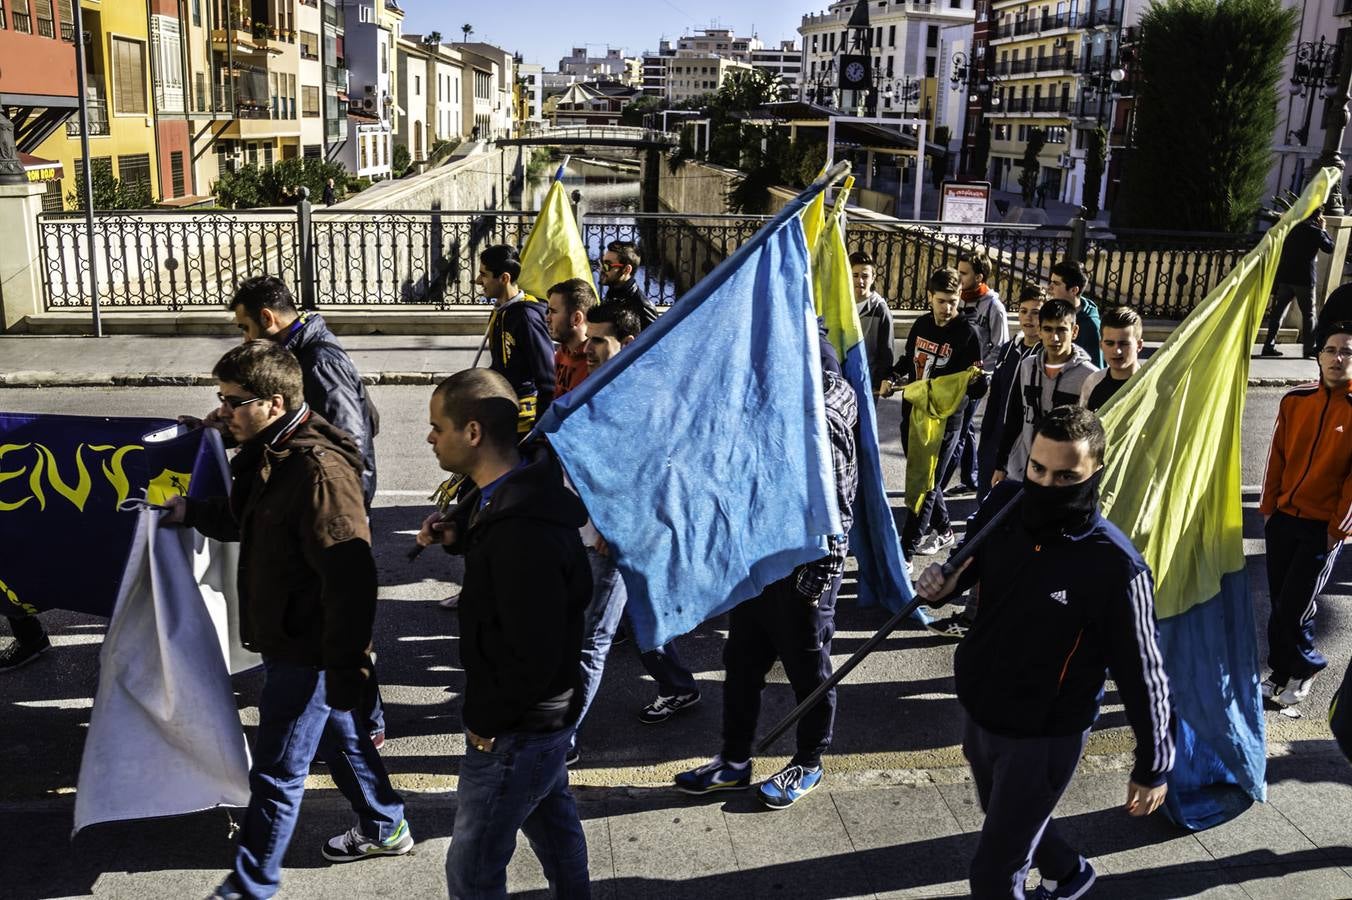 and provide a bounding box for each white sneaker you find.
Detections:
[1274,676,1314,708]
[916,529,956,556]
